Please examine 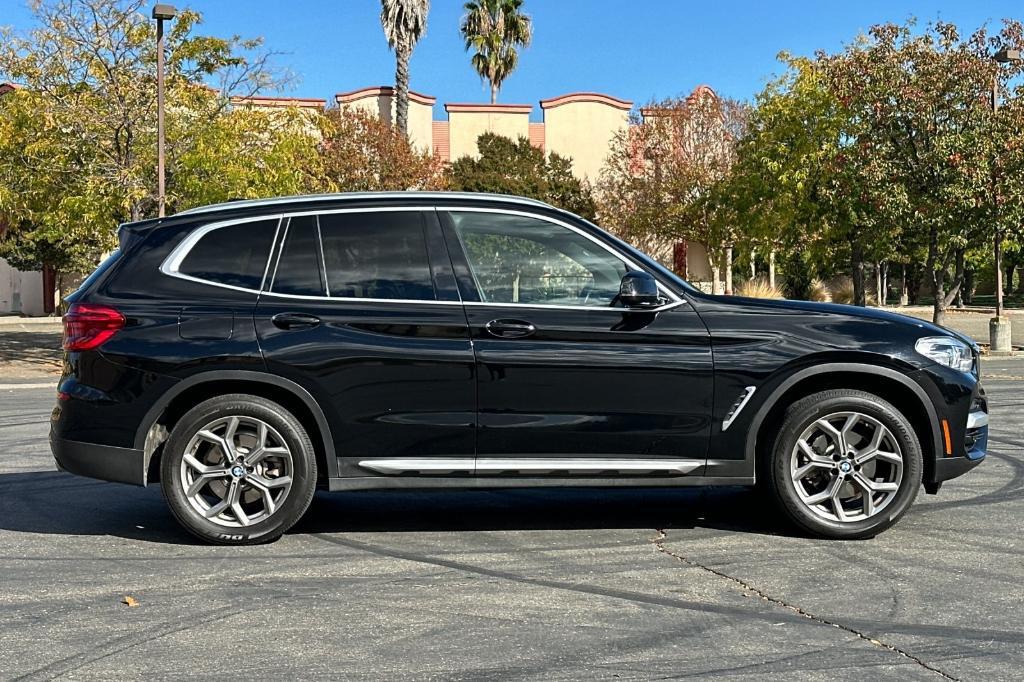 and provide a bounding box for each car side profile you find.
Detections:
[50,192,989,544]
